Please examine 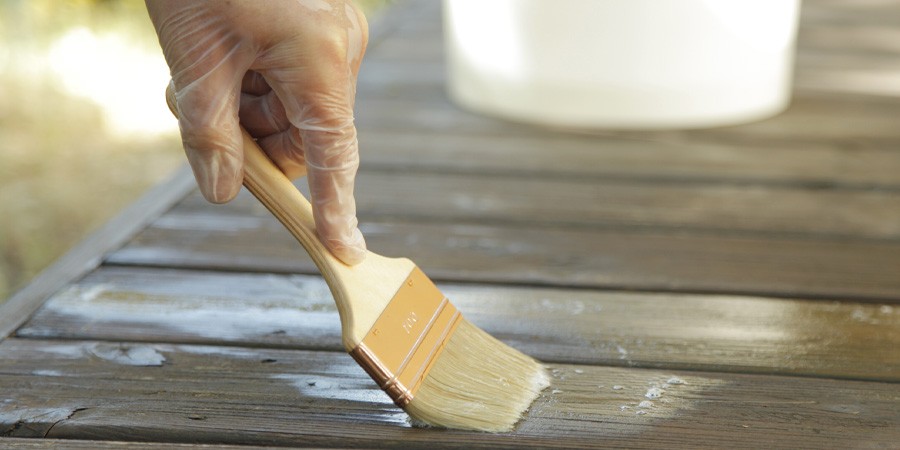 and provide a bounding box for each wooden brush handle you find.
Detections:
[238,131,346,273]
